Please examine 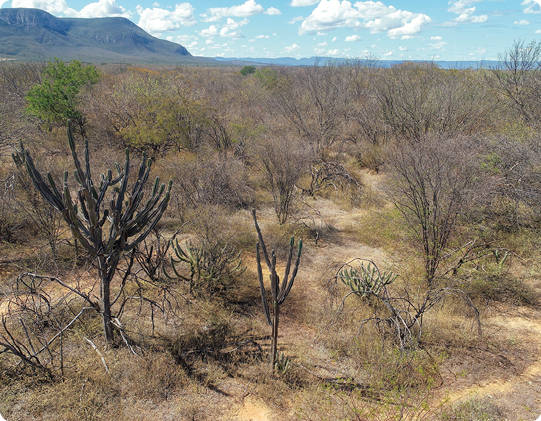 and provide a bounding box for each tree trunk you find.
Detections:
[99,256,114,343]
[270,300,279,371]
